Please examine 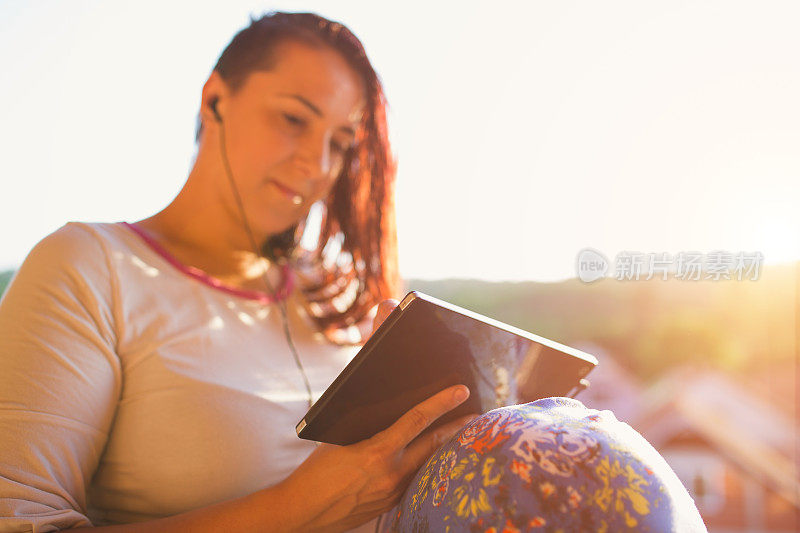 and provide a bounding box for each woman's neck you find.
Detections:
[134,176,282,292]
